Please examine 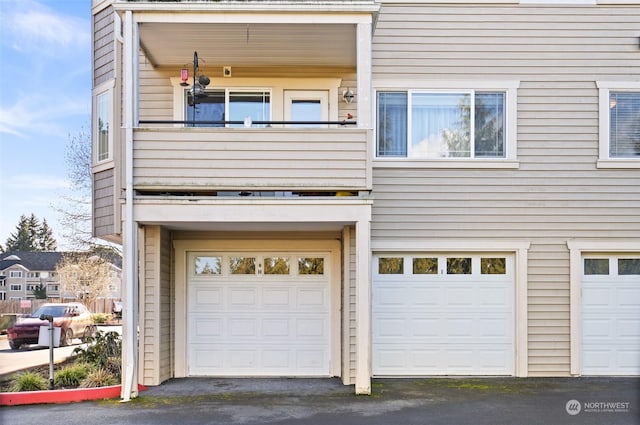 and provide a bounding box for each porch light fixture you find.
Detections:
[180,66,189,86]
[185,51,211,108]
[343,88,355,104]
